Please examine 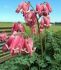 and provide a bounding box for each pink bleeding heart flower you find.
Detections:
[10,36,20,55]
[39,16,50,31]
[16,2,30,13]
[39,28,44,32]
[36,4,44,16]
[17,35,25,53]
[43,16,50,28]
[2,44,9,52]
[24,38,35,56]
[12,22,25,32]
[39,18,44,32]
[12,31,17,35]
[31,25,37,34]
[2,32,16,52]
[24,11,37,27]
[42,4,49,16]
[18,22,25,32]
[40,18,44,29]
[46,2,52,13]
[0,32,8,41]
[6,34,15,47]
[12,22,19,32]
